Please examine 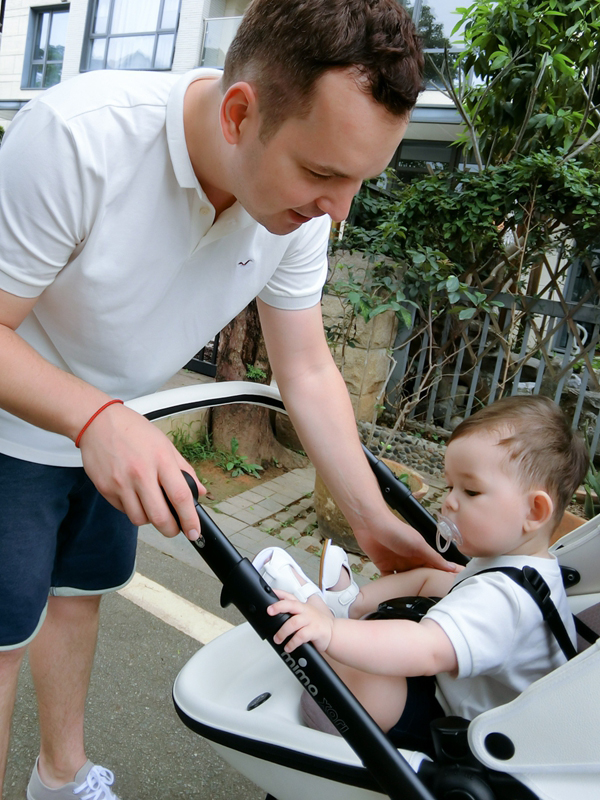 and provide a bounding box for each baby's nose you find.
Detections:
[442,491,458,513]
